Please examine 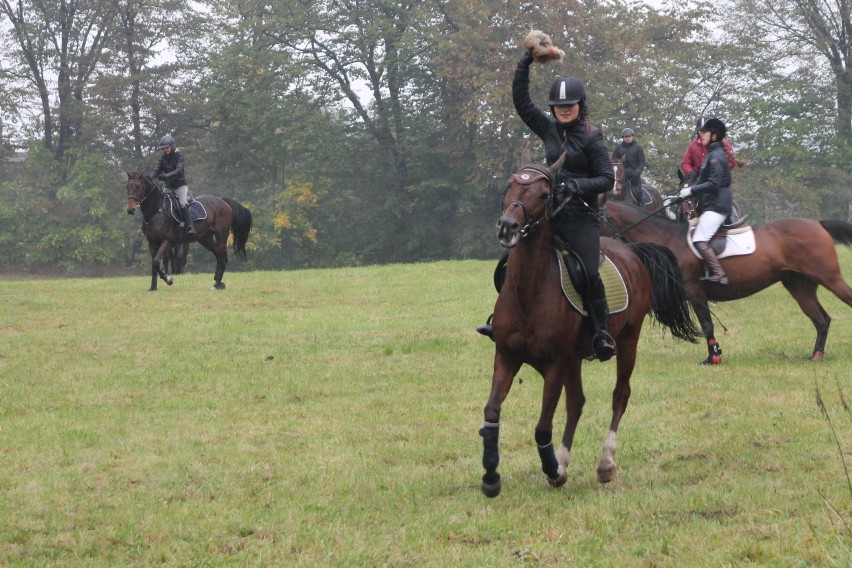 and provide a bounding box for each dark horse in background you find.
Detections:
[600,200,852,363]
[479,145,699,497]
[609,157,664,212]
[126,172,252,291]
